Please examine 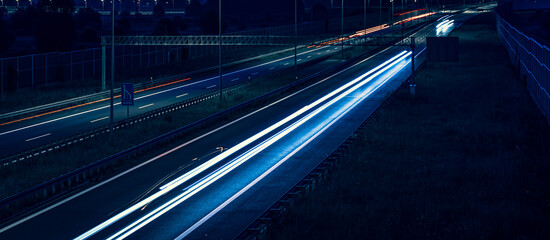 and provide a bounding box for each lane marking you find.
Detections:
[139,104,154,109]
[0,43,330,130]
[76,51,409,240]
[284,63,289,65]
[251,72,258,75]
[231,78,240,82]
[25,133,52,142]
[206,85,217,89]
[175,57,412,240]
[90,116,109,123]
[297,59,302,62]
[269,67,275,70]
[307,56,311,58]
[0,78,192,128]
[0,38,396,235]
[176,93,188,98]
